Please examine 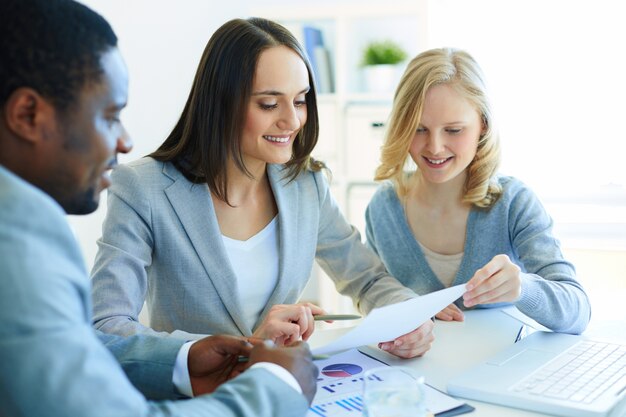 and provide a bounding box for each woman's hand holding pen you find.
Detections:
[463,254,522,307]
[252,302,326,346]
